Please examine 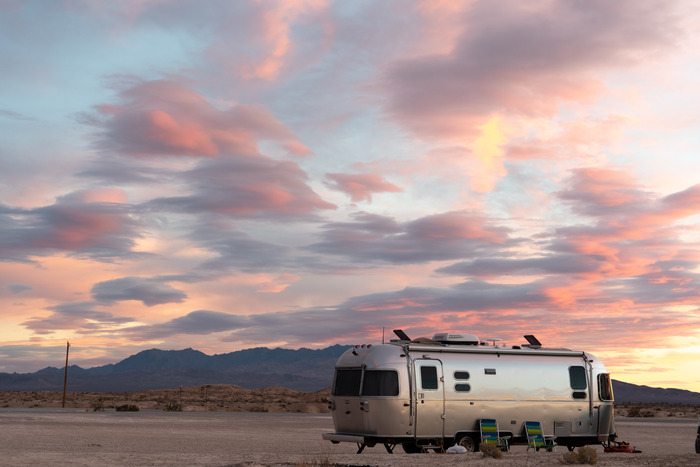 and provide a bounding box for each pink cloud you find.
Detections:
[199,0,333,82]
[145,157,336,218]
[308,210,511,264]
[324,172,402,202]
[528,168,700,302]
[235,0,330,81]
[407,211,508,243]
[505,116,629,162]
[384,0,680,139]
[32,191,137,252]
[118,109,220,157]
[89,79,311,158]
[560,168,700,231]
[0,189,140,262]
